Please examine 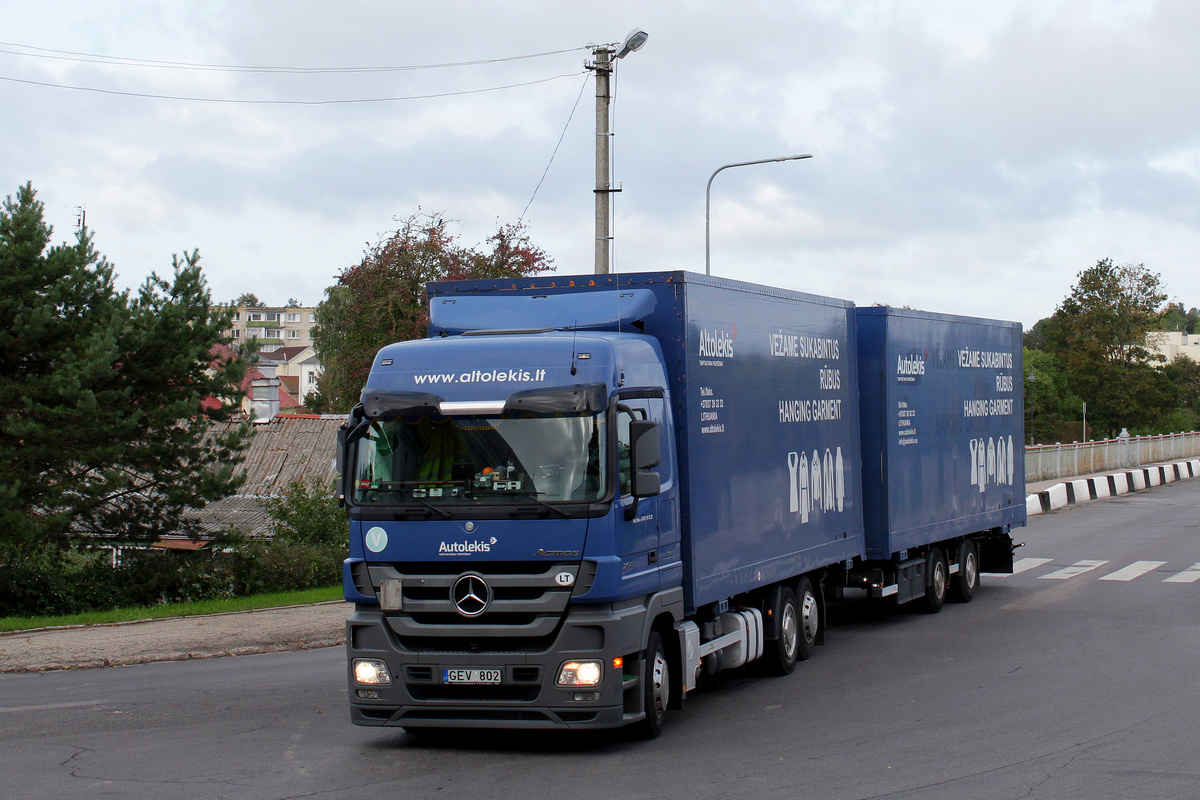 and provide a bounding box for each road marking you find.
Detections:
[983,557,1053,578]
[1039,560,1108,580]
[1099,561,1167,581]
[0,700,108,714]
[1163,562,1200,583]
